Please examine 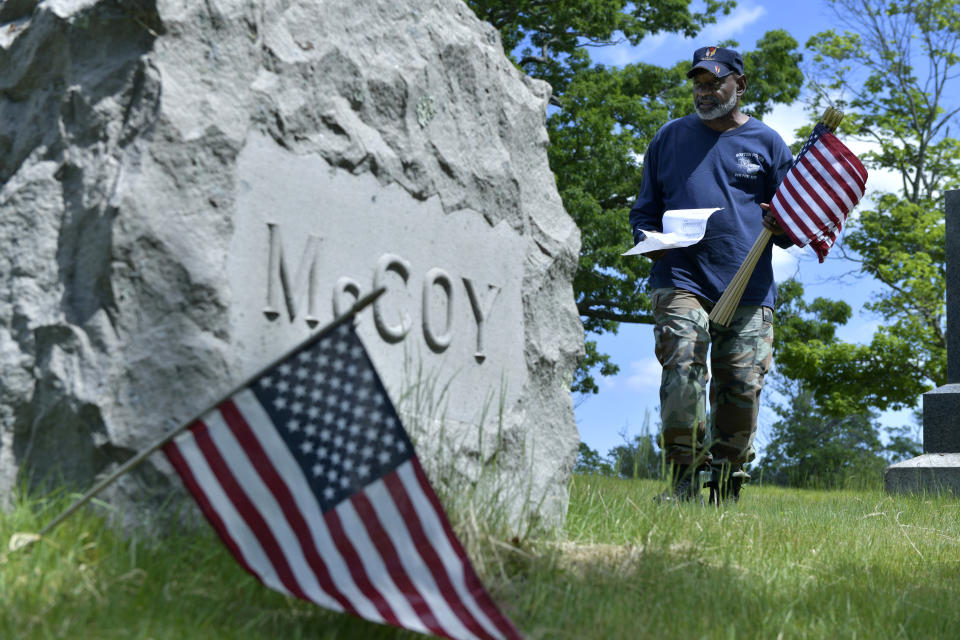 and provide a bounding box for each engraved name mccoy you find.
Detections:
[262,224,502,363]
